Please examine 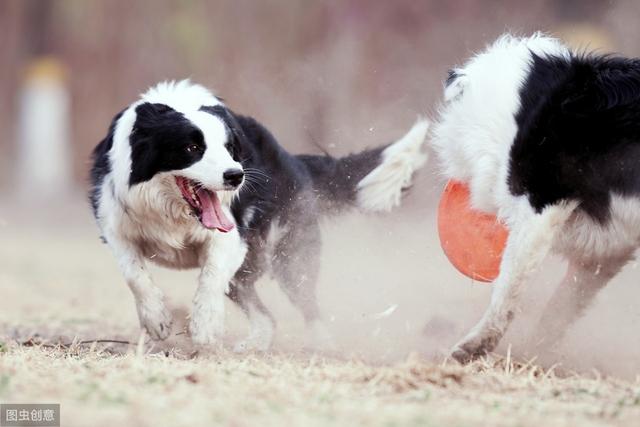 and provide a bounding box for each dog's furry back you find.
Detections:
[232,115,429,234]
